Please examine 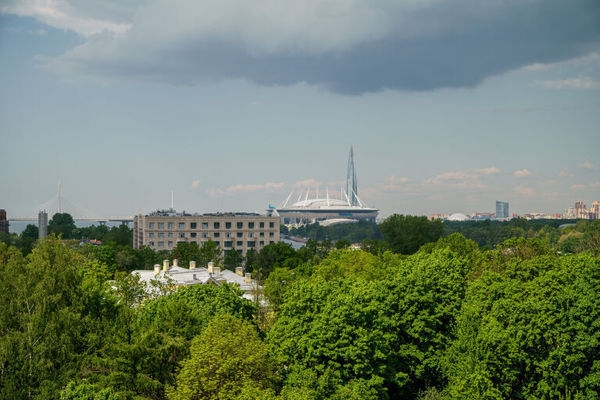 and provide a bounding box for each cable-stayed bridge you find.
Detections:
[8,185,133,224]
